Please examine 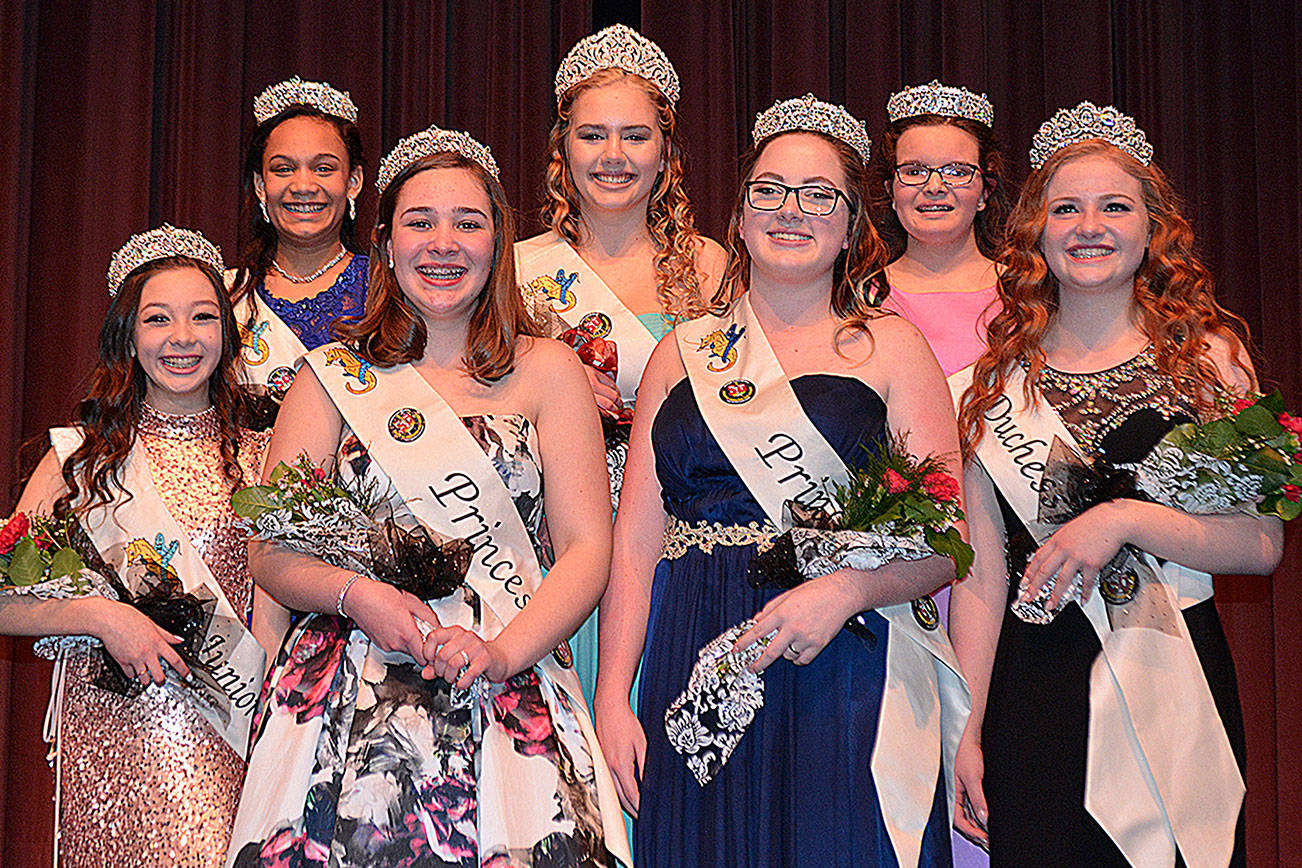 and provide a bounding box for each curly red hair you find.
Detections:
[958,140,1254,454]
